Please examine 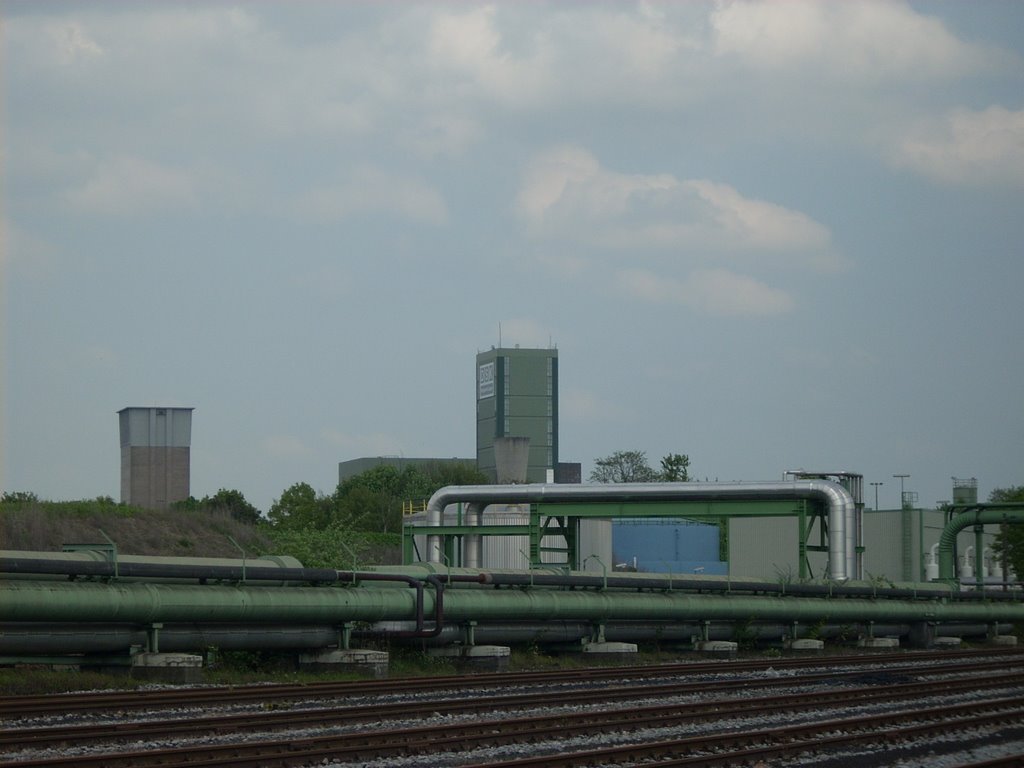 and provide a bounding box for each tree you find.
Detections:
[332,461,489,534]
[203,488,261,525]
[1,491,40,505]
[590,450,659,483]
[991,485,1024,580]
[423,460,489,488]
[590,450,694,483]
[268,482,332,530]
[659,453,691,482]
